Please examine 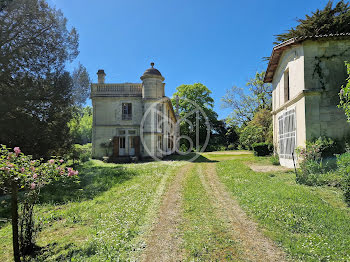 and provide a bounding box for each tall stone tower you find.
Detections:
[140,63,166,158]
